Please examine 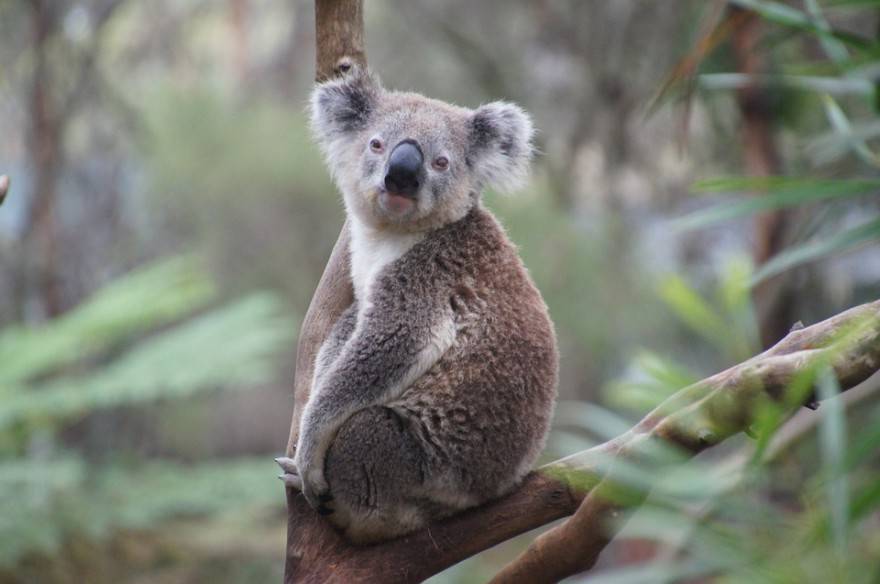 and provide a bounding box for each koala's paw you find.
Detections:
[301,467,335,516]
[277,456,334,515]
[275,457,303,491]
